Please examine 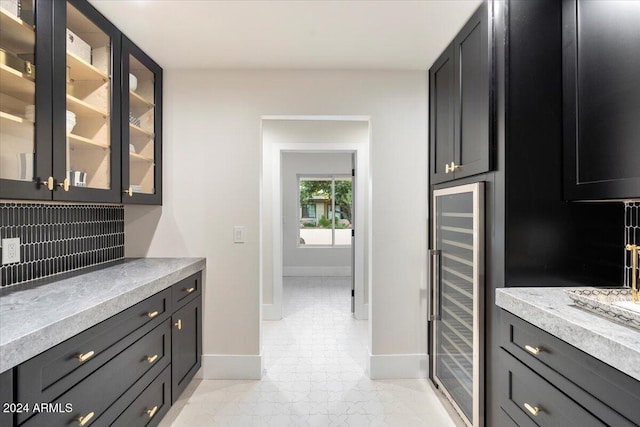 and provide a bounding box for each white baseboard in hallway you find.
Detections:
[200,354,263,380]
[283,266,351,276]
[367,351,429,379]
